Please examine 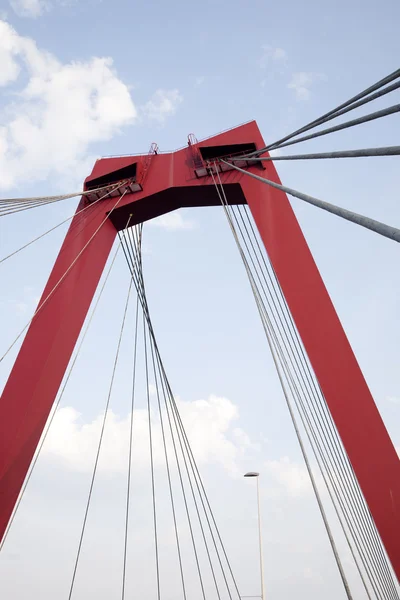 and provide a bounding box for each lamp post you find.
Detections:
[244,472,265,600]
